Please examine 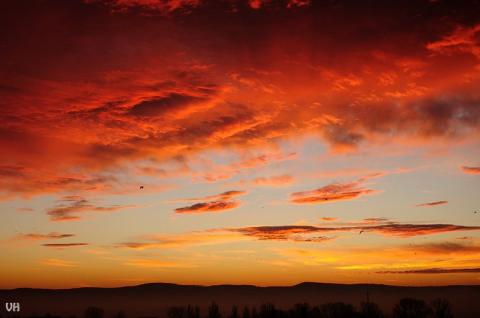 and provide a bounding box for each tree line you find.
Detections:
[2,297,455,318]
